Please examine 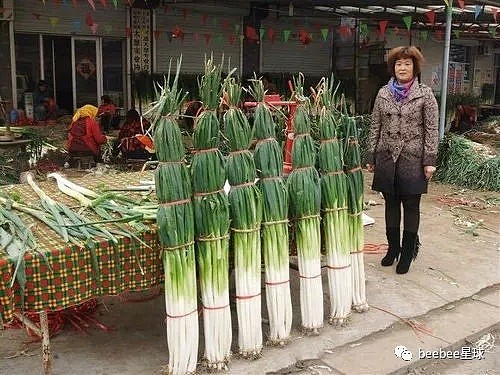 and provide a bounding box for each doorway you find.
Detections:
[72,37,102,110]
